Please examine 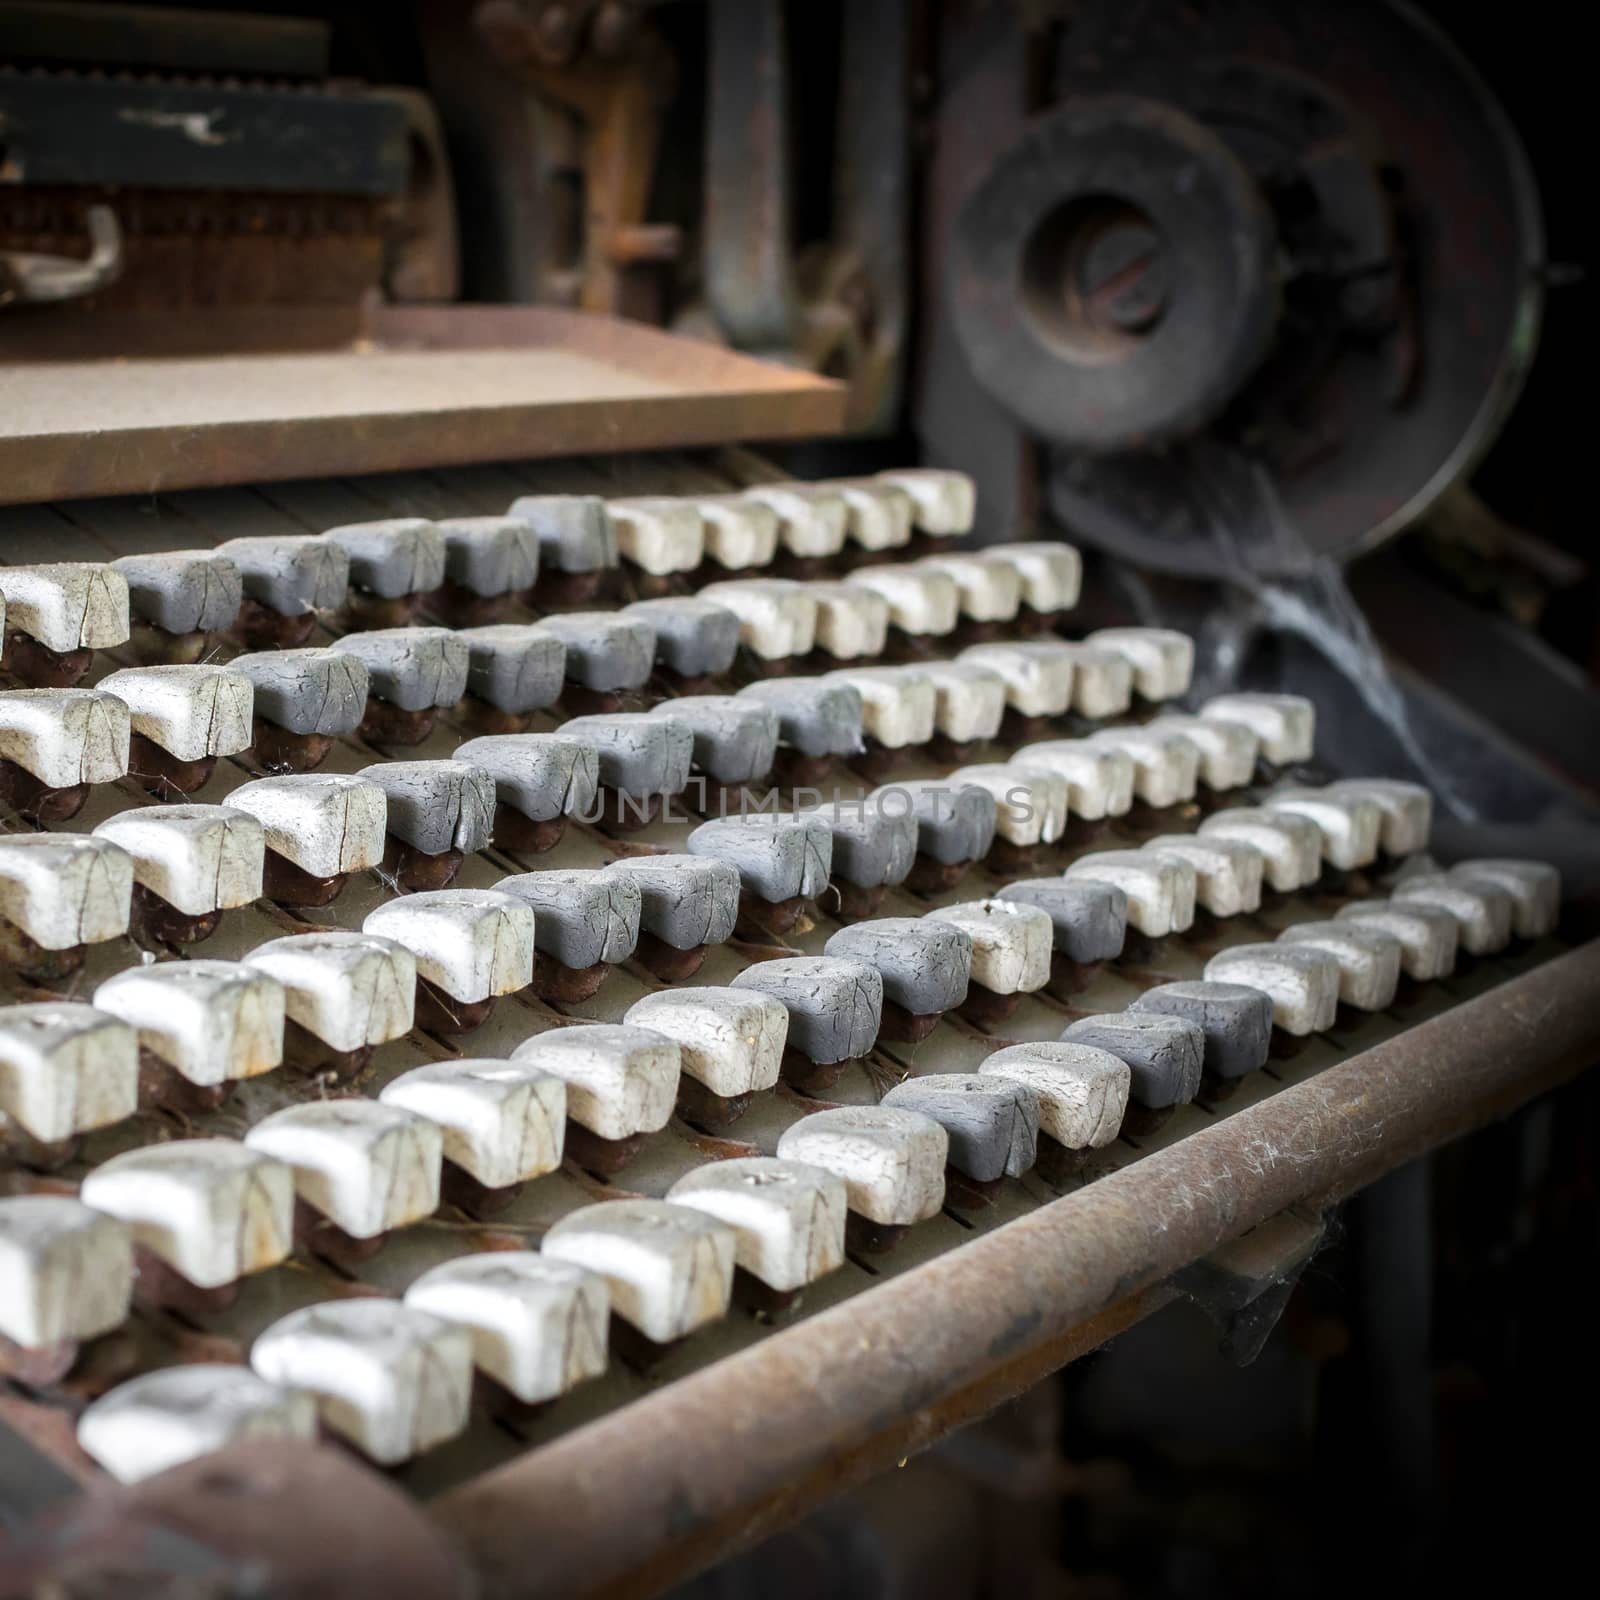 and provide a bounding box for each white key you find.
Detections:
[1335,899,1458,981]
[225,773,387,879]
[1015,739,1135,820]
[924,899,1053,993]
[97,665,252,762]
[0,834,132,949]
[1087,725,1200,807]
[776,1106,947,1226]
[94,804,264,917]
[364,889,535,1004]
[960,640,1075,717]
[625,987,787,1098]
[847,565,959,636]
[1278,921,1402,1010]
[0,564,129,653]
[80,1139,294,1287]
[244,931,415,1053]
[1066,849,1196,936]
[1393,873,1514,955]
[950,763,1068,846]
[511,1023,679,1140]
[1324,779,1432,857]
[698,578,817,659]
[94,961,284,1086]
[250,1300,472,1465]
[980,1041,1130,1148]
[827,479,914,551]
[0,1195,132,1349]
[1203,944,1340,1035]
[245,1099,441,1237]
[0,1001,137,1143]
[1147,713,1258,791]
[542,1199,736,1342]
[668,1157,847,1292]
[404,1253,608,1404]
[381,1059,566,1189]
[1142,834,1263,917]
[741,483,848,557]
[0,688,129,788]
[875,468,975,534]
[1200,806,1323,892]
[1201,693,1315,765]
[1087,628,1194,700]
[1058,645,1133,719]
[607,497,706,575]
[1265,788,1382,870]
[916,554,1021,622]
[1450,858,1559,938]
[921,660,1007,742]
[692,494,781,571]
[78,1366,315,1484]
[982,541,1080,611]
[807,581,889,660]
[824,666,934,748]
